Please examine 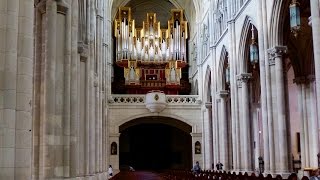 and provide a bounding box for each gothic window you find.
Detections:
[195,141,201,154]
[111,142,117,155]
